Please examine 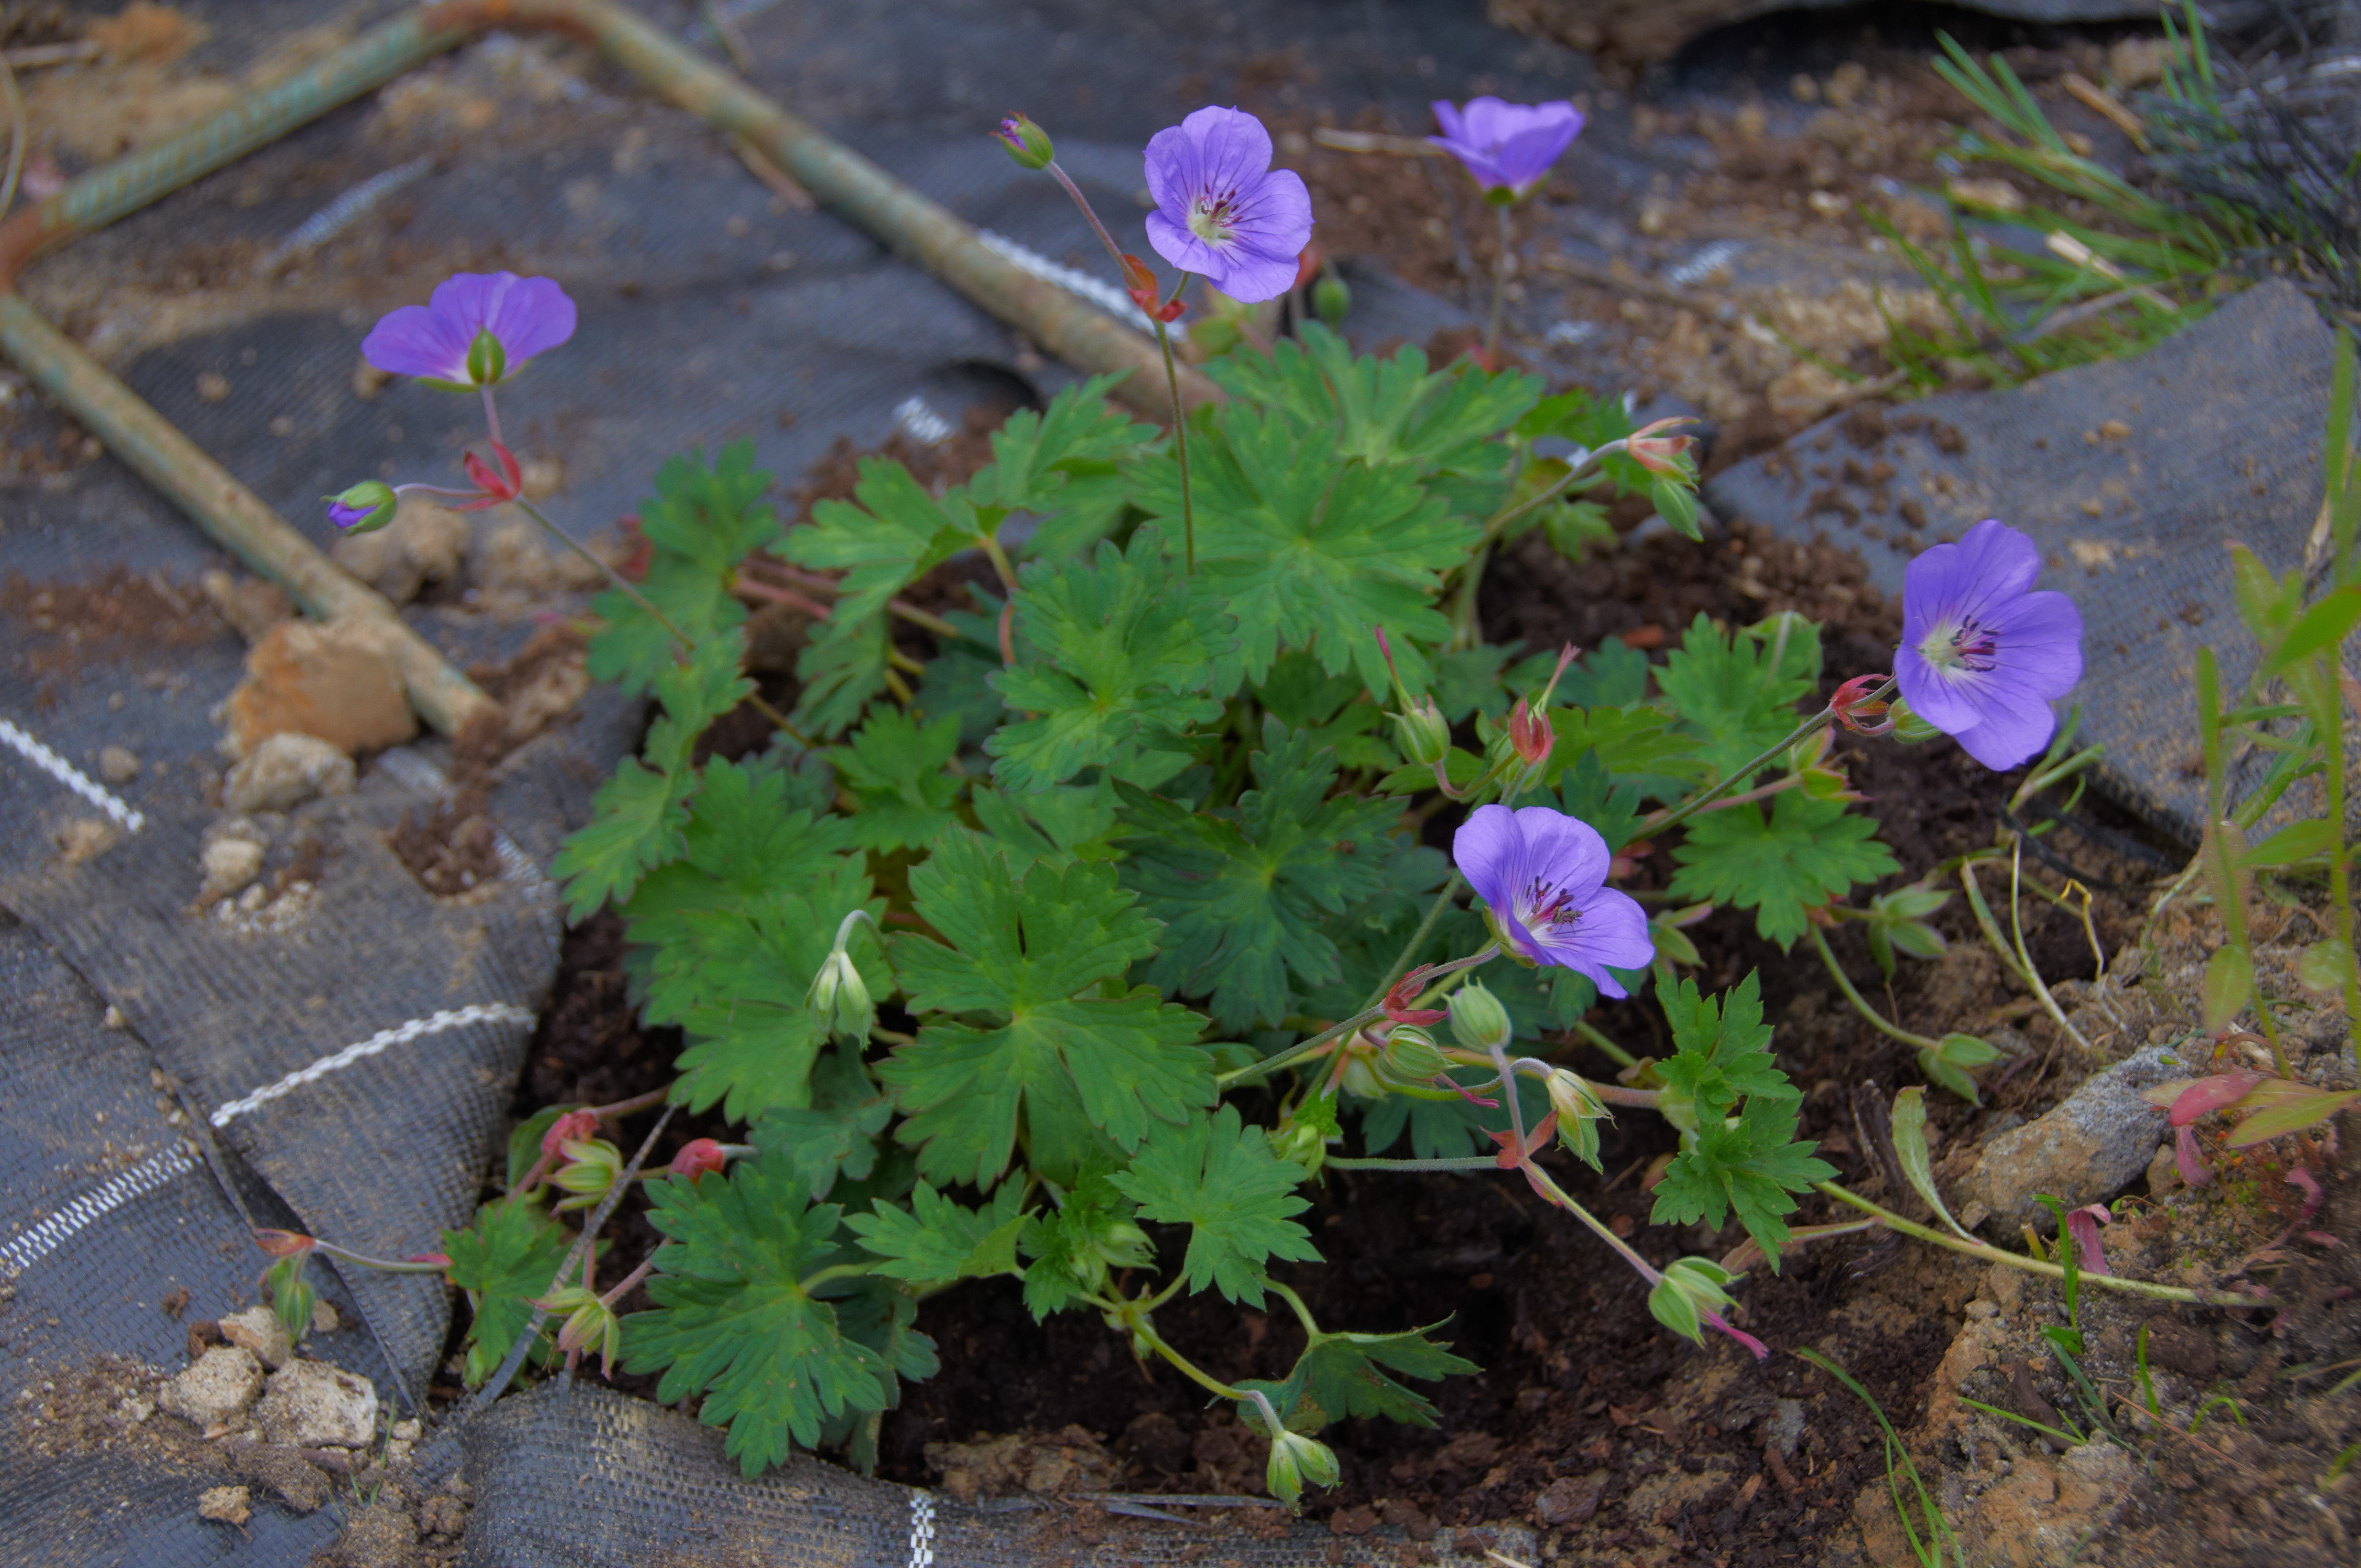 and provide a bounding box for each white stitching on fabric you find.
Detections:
[907,1491,937,1567]
[975,228,1189,341]
[208,1003,535,1127]
[0,717,145,831]
[0,1144,197,1278]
